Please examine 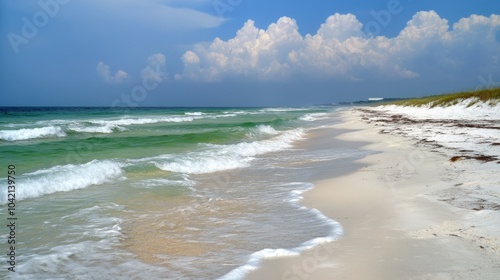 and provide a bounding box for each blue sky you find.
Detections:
[1,0,499,106]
